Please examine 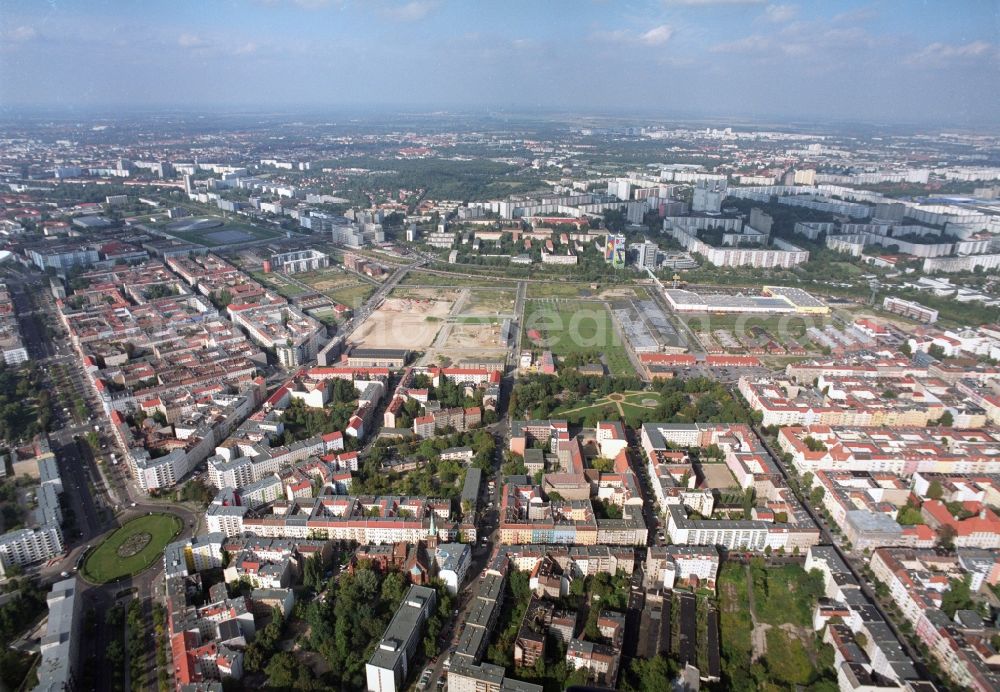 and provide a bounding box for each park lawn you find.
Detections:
[550,401,619,426]
[84,514,182,583]
[618,401,657,424]
[763,628,817,687]
[751,563,825,627]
